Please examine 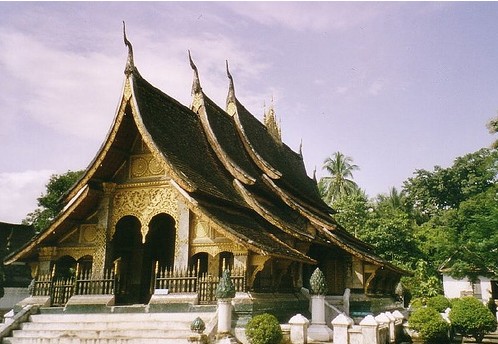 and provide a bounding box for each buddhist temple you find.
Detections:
[3,27,408,314]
